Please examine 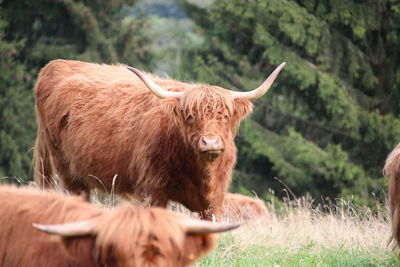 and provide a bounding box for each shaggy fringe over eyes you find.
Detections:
[96,206,187,264]
[180,87,234,119]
